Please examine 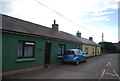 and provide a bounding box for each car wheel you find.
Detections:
[75,59,79,65]
[84,59,86,62]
